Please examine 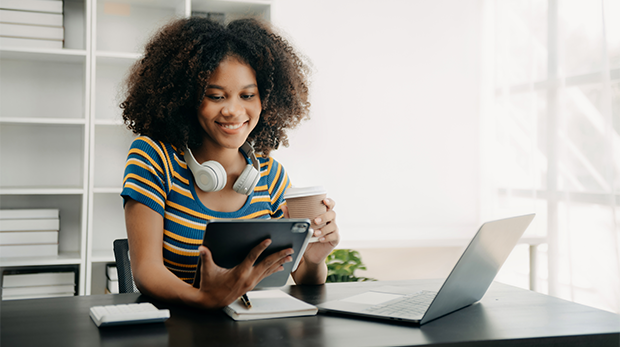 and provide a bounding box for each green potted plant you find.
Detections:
[325,249,376,283]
